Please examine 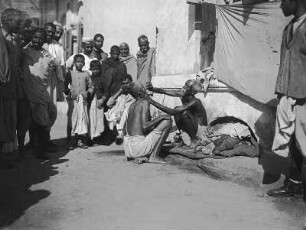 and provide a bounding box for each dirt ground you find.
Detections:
[1,119,306,230]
